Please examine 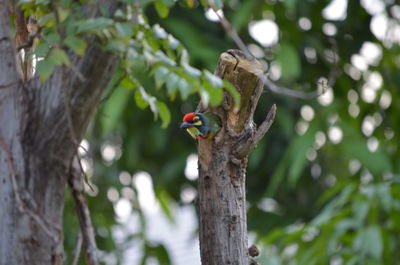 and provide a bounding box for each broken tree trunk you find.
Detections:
[197,50,276,265]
